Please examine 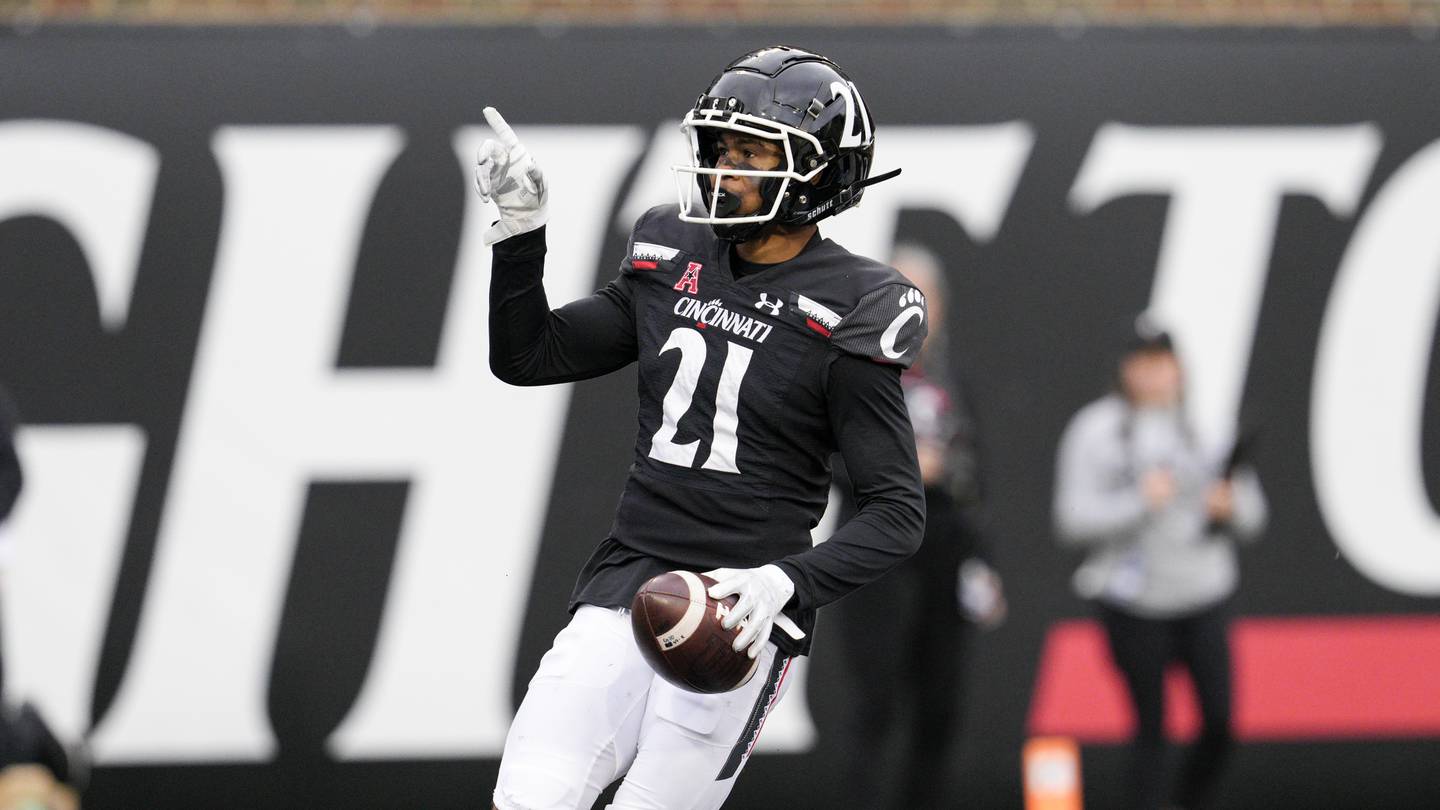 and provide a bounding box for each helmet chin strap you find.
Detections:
[789,167,902,226]
[836,167,901,205]
[854,167,902,190]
